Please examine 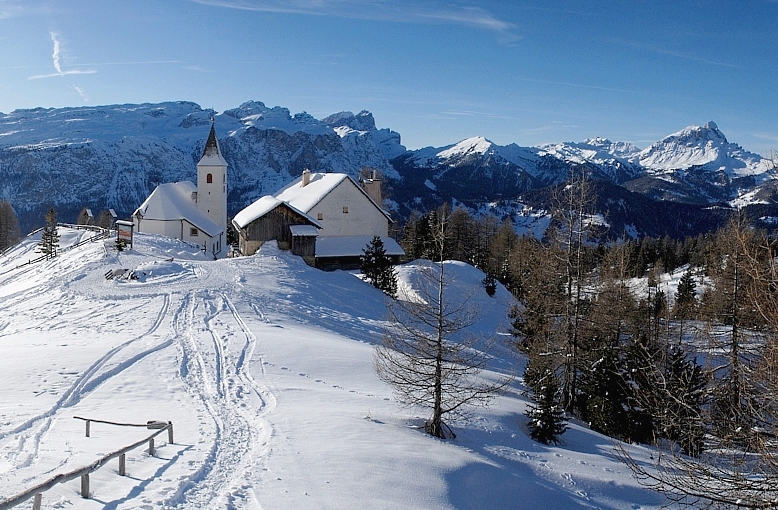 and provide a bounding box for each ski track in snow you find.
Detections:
[0,237,280,507]
[0,294,172,472]
[167,288,274,509]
